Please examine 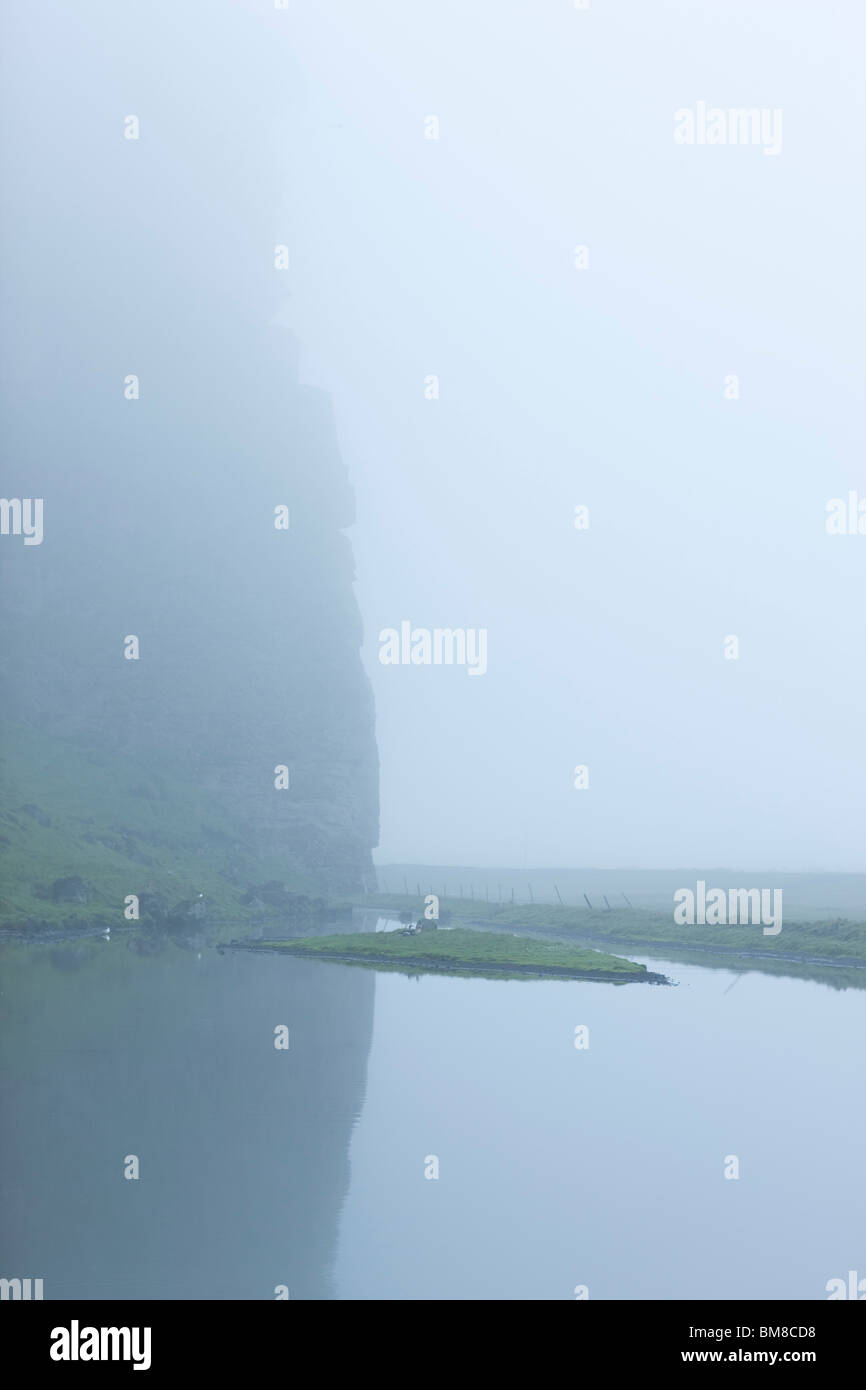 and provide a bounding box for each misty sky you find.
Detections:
[3,1,864,871]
